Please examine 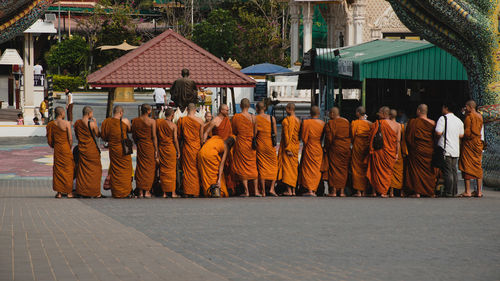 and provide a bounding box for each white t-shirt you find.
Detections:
[153,88,166,104]
[33,64,43,75]
[67,92,73,105]
[435,113,464,158]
